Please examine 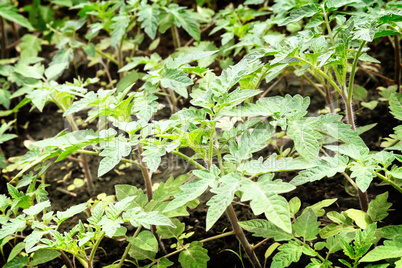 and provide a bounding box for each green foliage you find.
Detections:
[1,0,402,267]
